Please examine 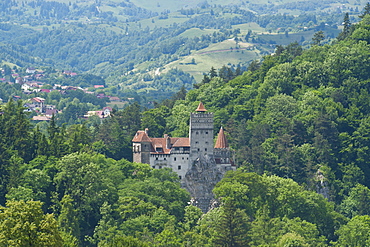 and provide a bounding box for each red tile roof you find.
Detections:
[195,102,207,112]
[214,127,228,148]
[132,131,190,154]
[172,138,190,147]
[151,138,170,154]
[132,130,151,142]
